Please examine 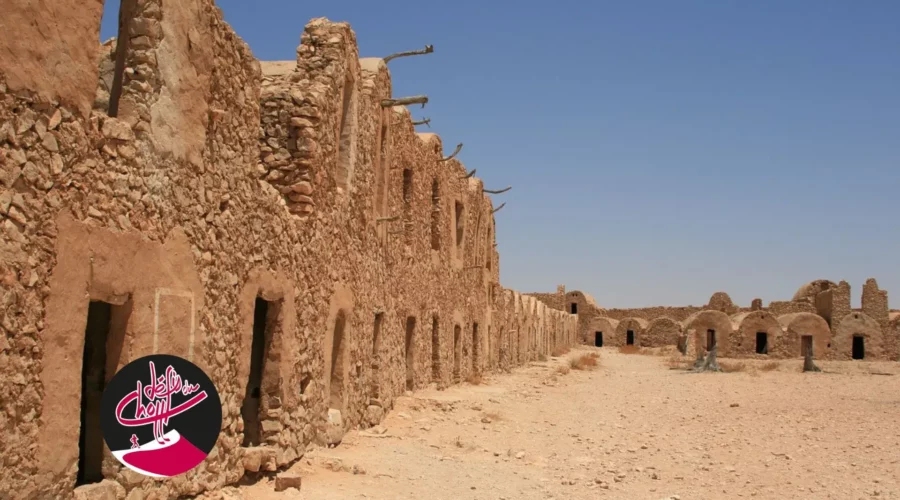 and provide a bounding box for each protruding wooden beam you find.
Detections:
[413,118,431,127]
[381,95,428,108]
[383,45,434,63]
[440,143,463,162]
[377,215,400,223]
[460,169,476,179]
[483,186,511,195]
[491,202,507,214]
